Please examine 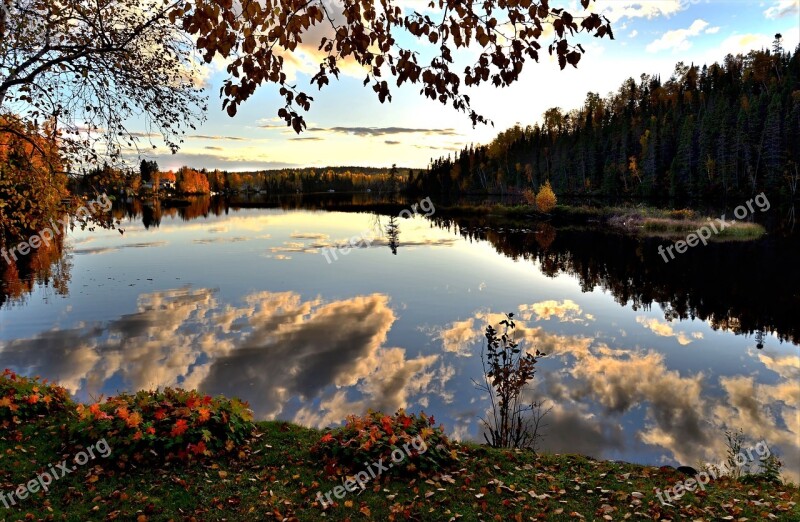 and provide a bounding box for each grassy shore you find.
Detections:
[434,204,767,240]
[1,419,797,521]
